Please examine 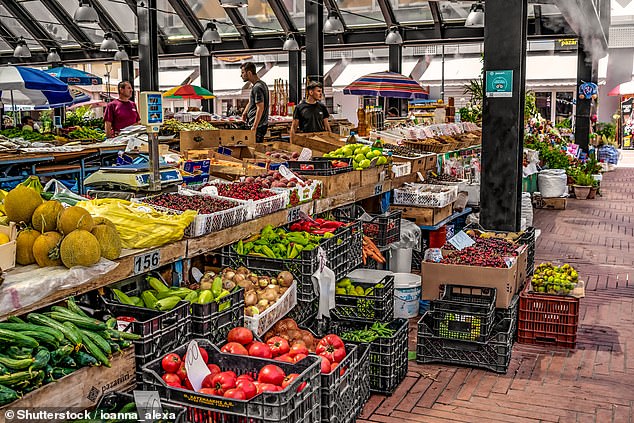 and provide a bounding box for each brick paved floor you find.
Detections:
[359,167,634,423]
